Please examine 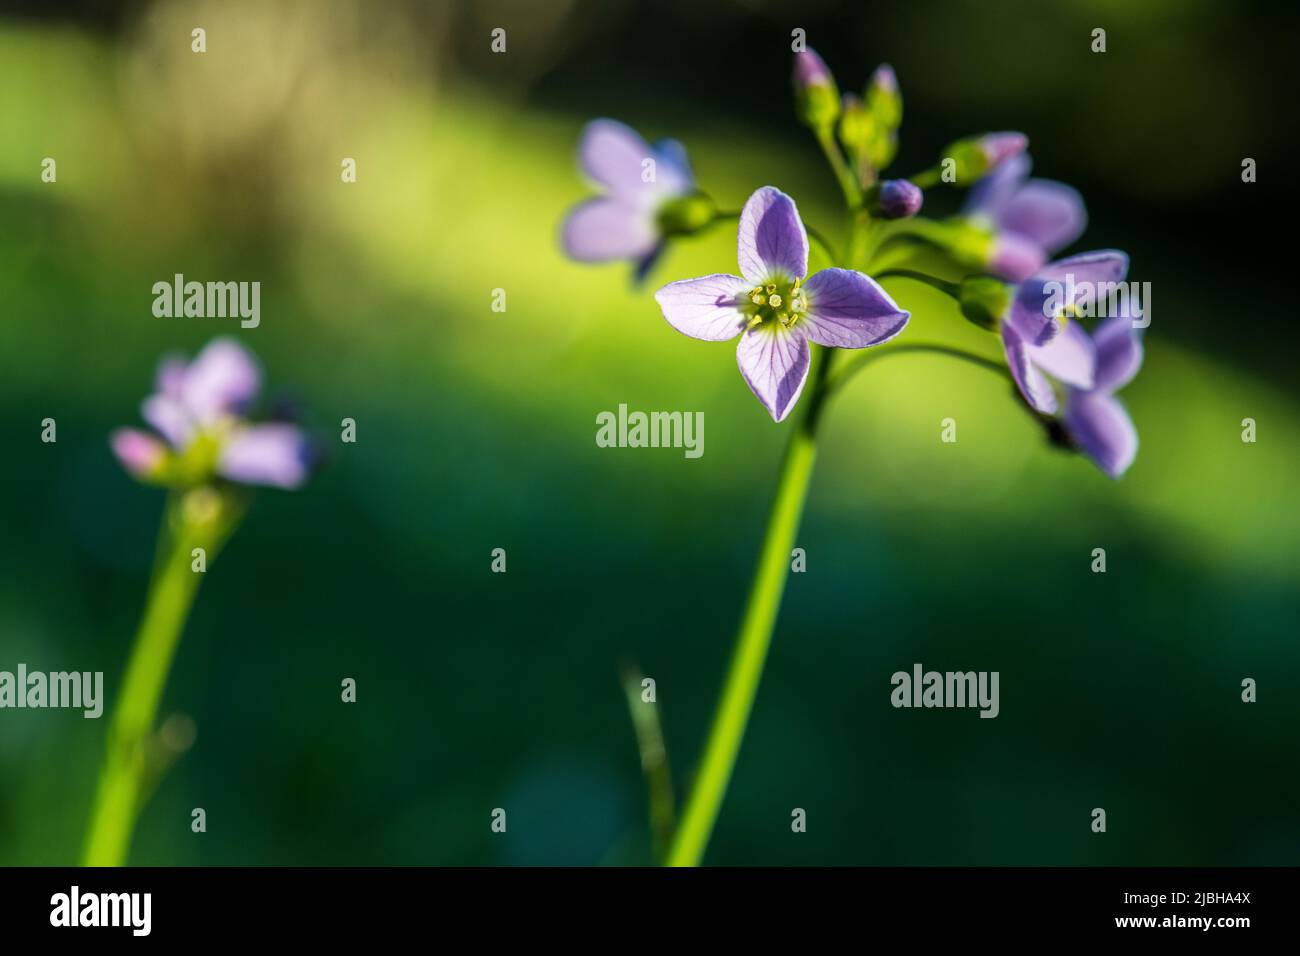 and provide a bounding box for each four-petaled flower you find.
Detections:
[654,186,909,421]
[1000,251,1142,477]
[561,119,697,280]
[111,337,315,490]
[965,153,1087,282]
